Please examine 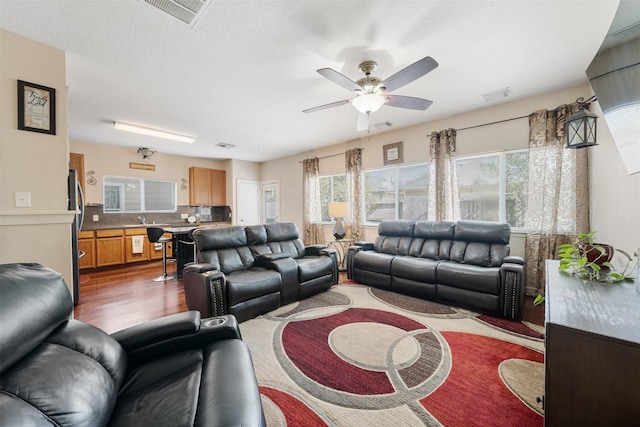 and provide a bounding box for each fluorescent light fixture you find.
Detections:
[114,121,195,143]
